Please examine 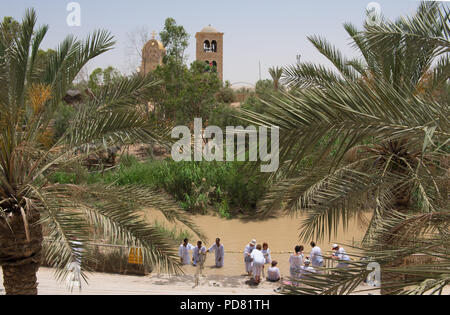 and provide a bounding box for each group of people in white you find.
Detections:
[178,238,351,285]
[178,238,225,268]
